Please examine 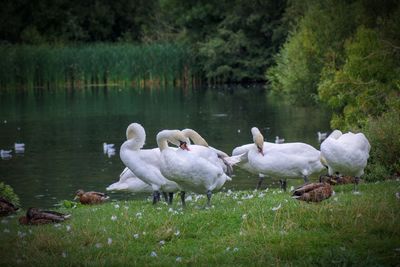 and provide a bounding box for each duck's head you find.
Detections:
[75,189,85,199]
[251,127,264,156]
